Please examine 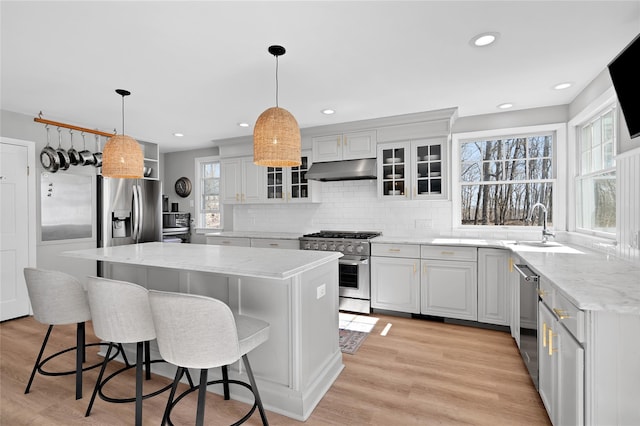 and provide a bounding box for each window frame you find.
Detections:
[452,123,567,231]
[193,155,222,232]
[568,88,617,239]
